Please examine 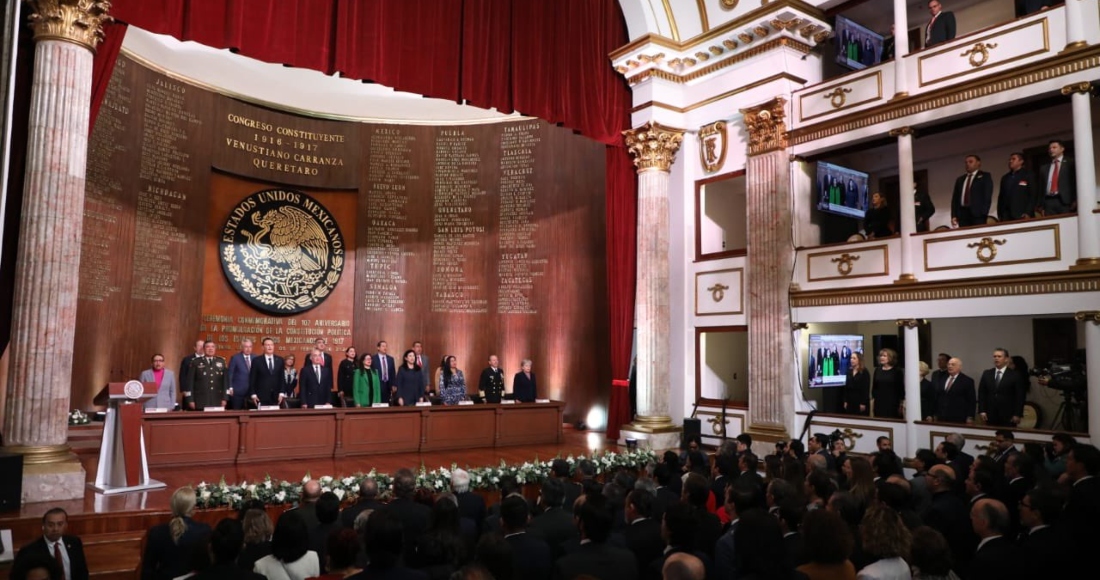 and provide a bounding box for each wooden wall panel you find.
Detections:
[498,405,563,446]
[340,410,422,456]
[239,413,336,463]
[425,407,496,450]
[143,416,238,466]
